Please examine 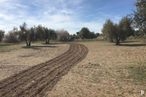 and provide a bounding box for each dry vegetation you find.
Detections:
[47,41,146,97]
[0,43,69,80]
